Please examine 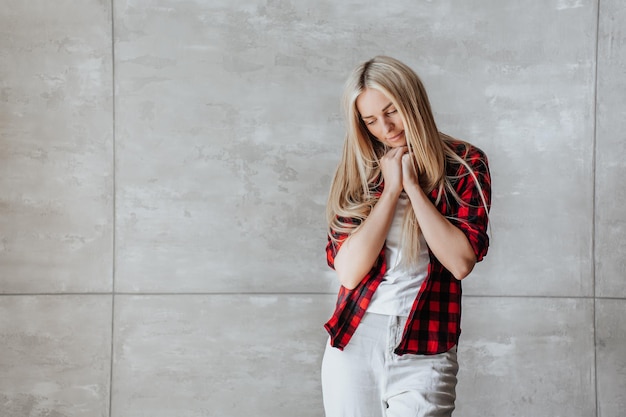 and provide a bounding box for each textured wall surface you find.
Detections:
[0,1,113,293]
[0,0,624,416]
